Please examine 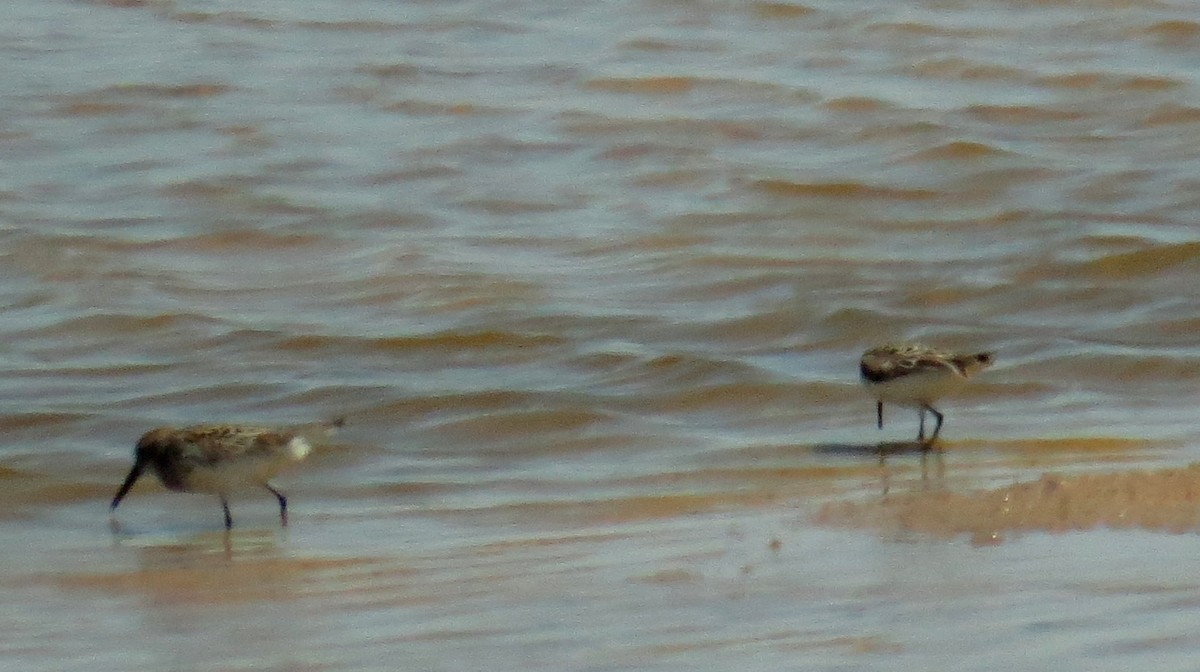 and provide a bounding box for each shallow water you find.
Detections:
[5,0,1200,669]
